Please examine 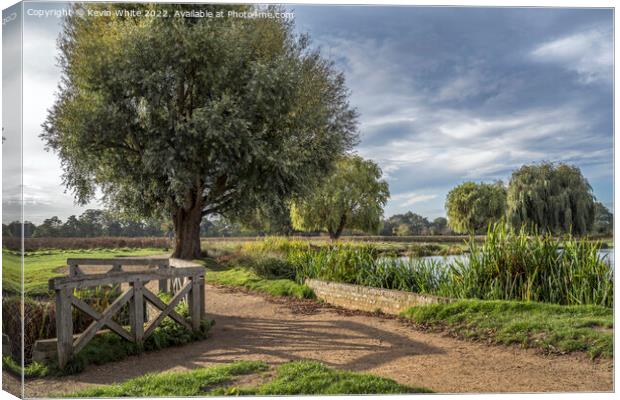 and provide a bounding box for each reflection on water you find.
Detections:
[410,248,614,267]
